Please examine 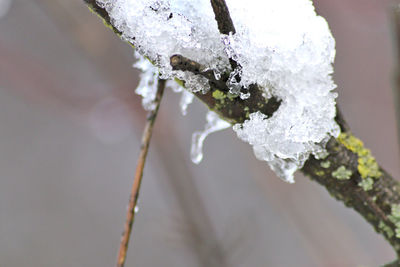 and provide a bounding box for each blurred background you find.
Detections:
[0,0,399,266]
